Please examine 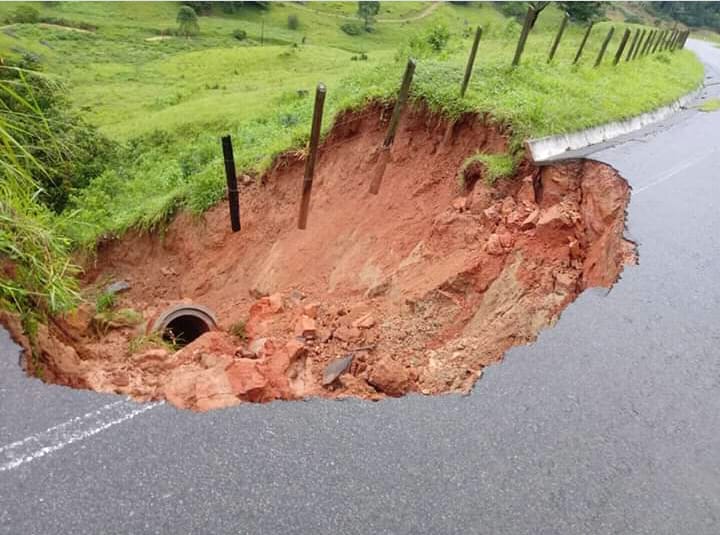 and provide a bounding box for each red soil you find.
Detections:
[6,105,635,411]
